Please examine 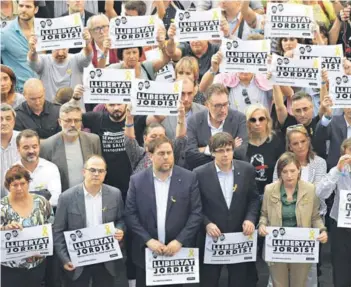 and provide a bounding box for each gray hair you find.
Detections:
[1,103,16,118]
[59,102,82,117]
[87,13,109,30]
